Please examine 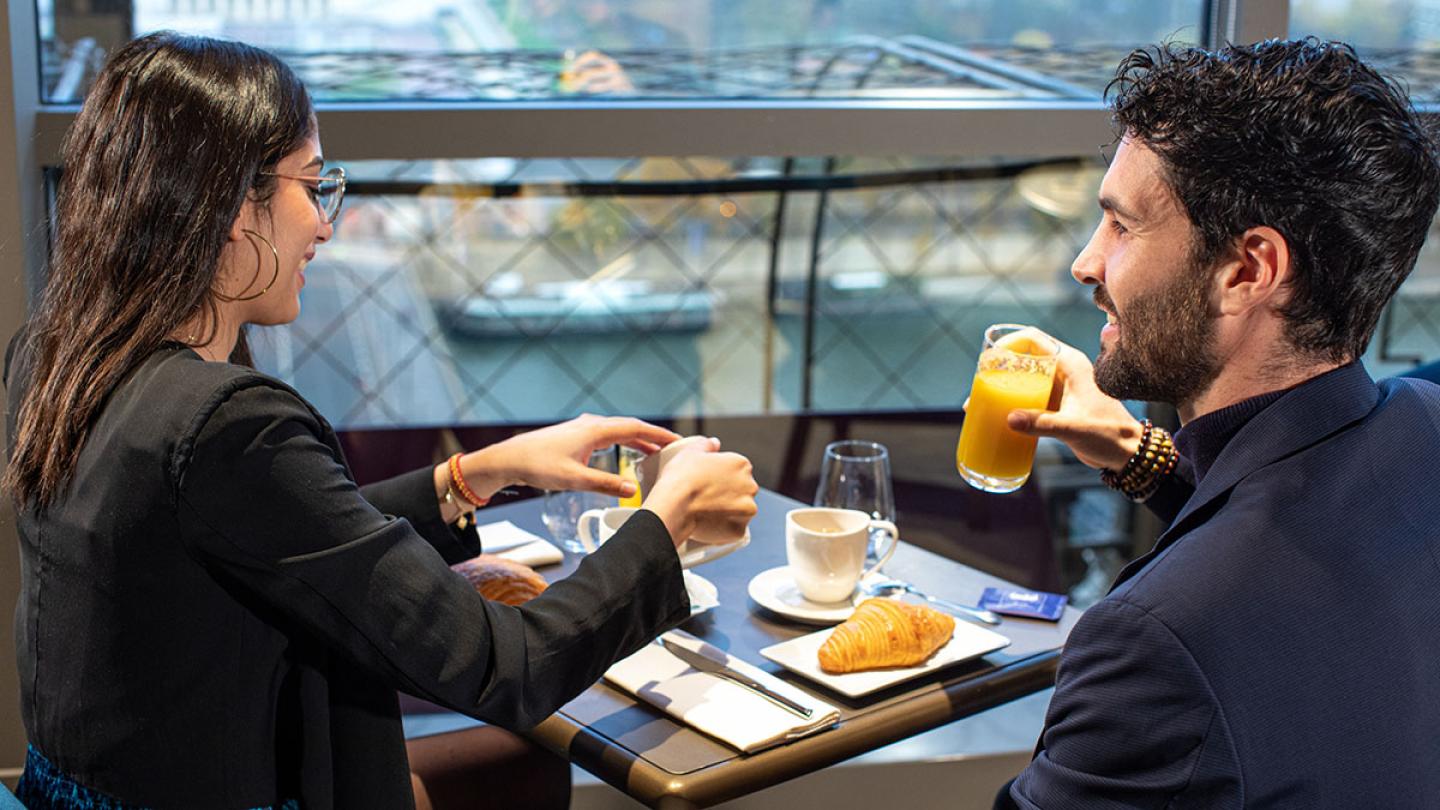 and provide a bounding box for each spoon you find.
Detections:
[862,579,1003,625]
